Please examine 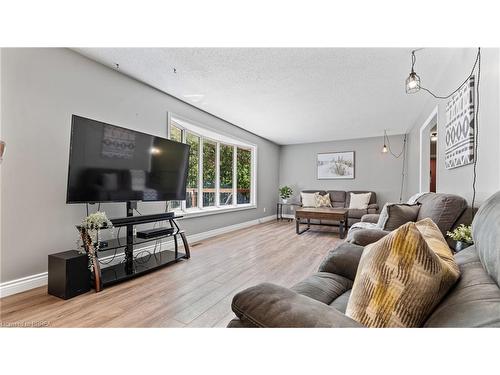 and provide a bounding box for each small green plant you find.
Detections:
[279,186,293,200]
[78,211,114,267]
[447,224,473,244]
